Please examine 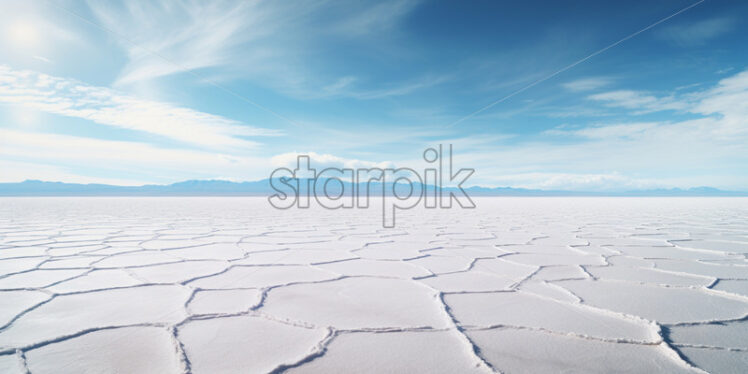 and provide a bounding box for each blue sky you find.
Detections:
[0,0,747,191]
